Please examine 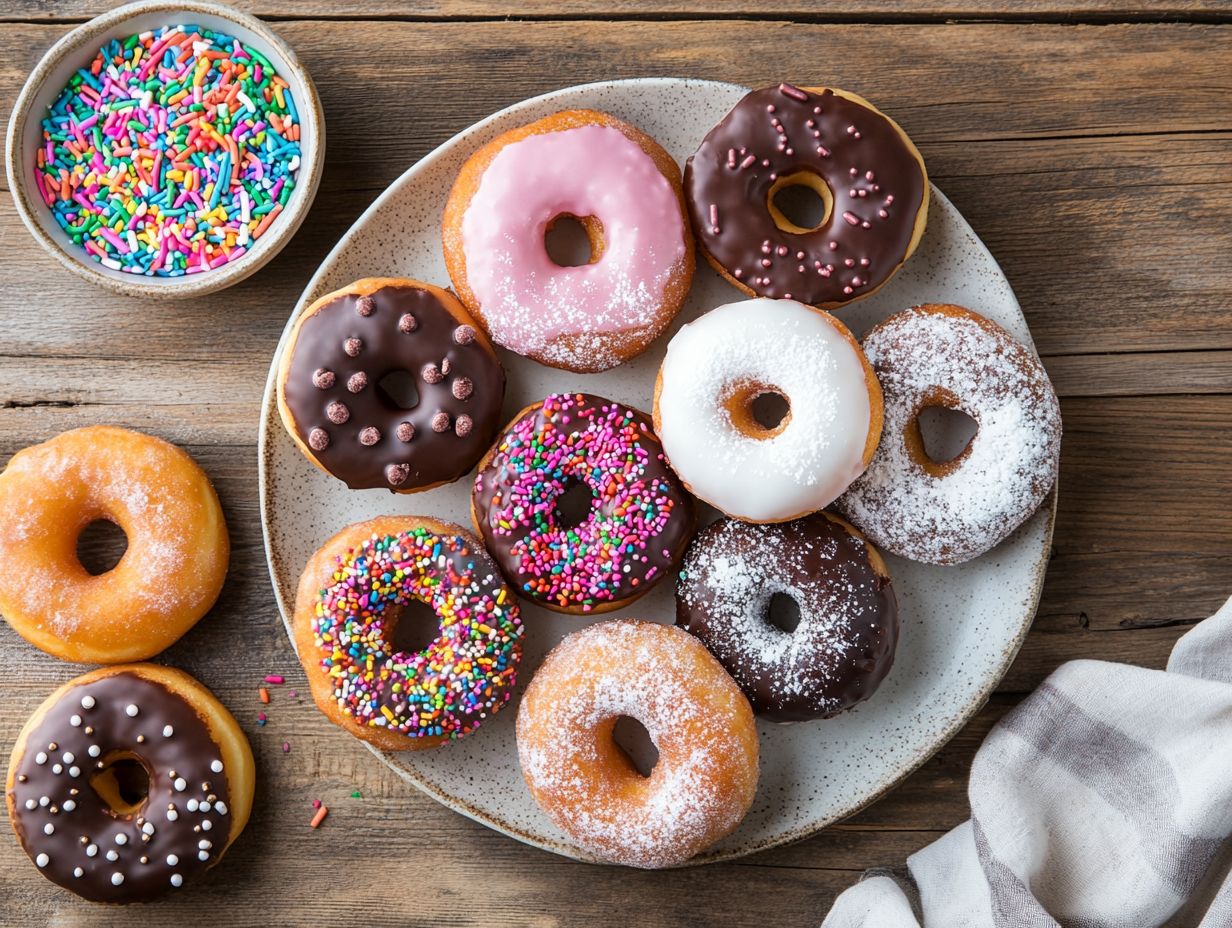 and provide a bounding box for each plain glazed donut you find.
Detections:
[277,277,506,492]
[443,109,694,373]
[653,298,882,523]
[472,393,694,615]
[517,620,758,868]
[685,83,928,309]
[6,664,254,902]
[837,304,1062,565]
[677,512,899,721]
[0,426,229,664]
[293,516,523,751]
